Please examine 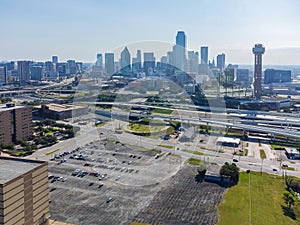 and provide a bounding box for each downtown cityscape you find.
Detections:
[1,1,300,225]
